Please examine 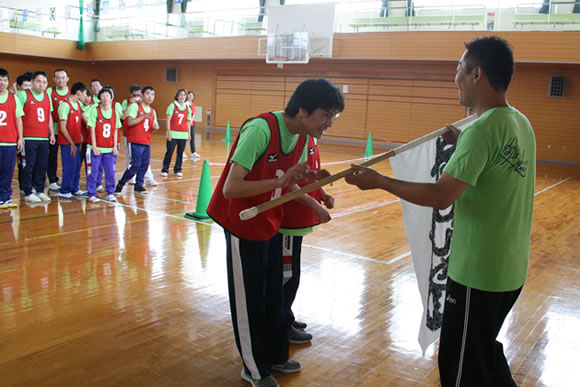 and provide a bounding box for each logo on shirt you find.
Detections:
[29,101,36,105]
[267,153,278,163]
[496,136,528,178]
[308,147,315,156]
[98,119,104,123]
